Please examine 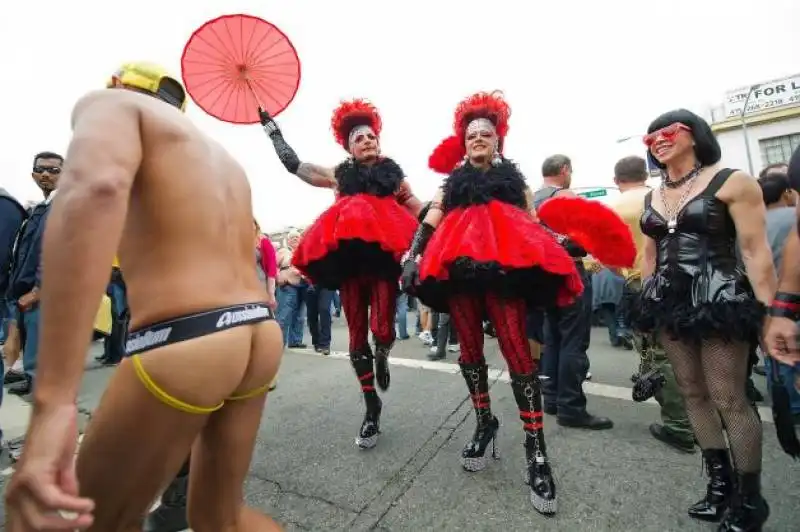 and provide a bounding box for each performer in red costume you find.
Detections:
[260,101,421,449]
[400,91,583,516]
